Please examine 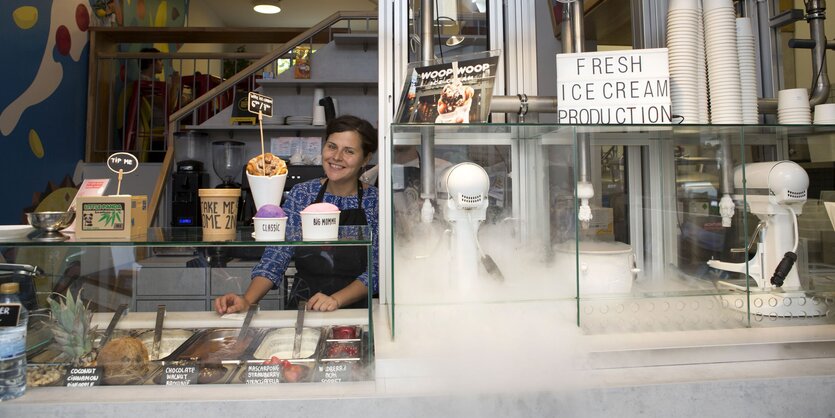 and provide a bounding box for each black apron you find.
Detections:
[287,179,369,309]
